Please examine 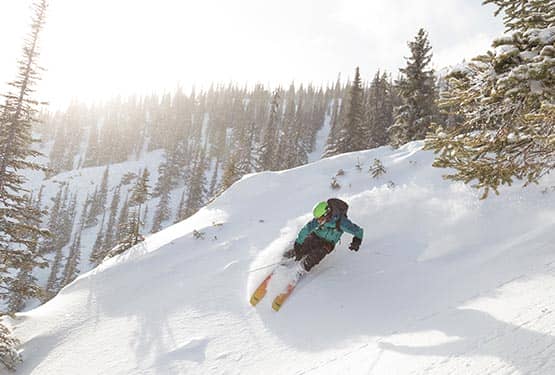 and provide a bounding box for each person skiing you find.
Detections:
[284,198,364,276]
